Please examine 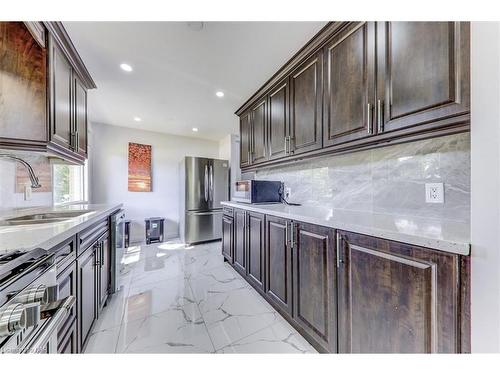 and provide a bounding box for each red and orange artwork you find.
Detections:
[128,142,152,192]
